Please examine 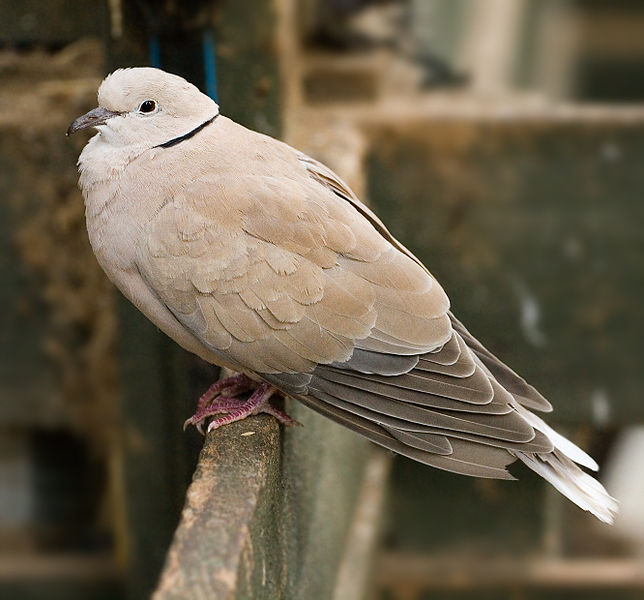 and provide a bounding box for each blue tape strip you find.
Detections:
[149,35,162,69]
[202,30,219,102]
